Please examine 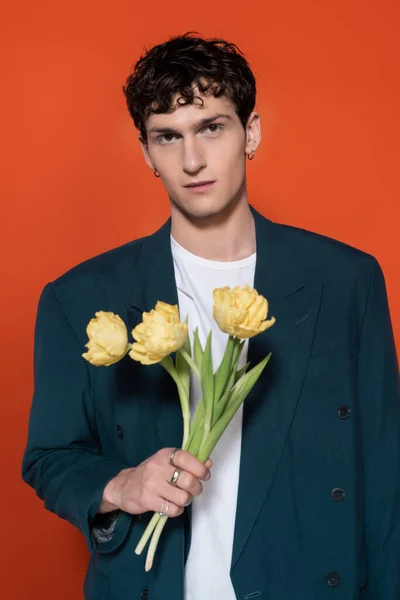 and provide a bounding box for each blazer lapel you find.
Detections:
[126,218,184,451]
[230,207,323,569]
